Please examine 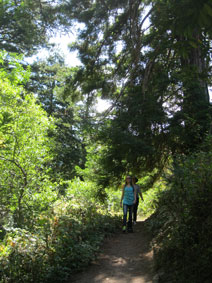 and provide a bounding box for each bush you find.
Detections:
[139,178,166,217]
[0,191,121,283]
[147,148,212,282]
